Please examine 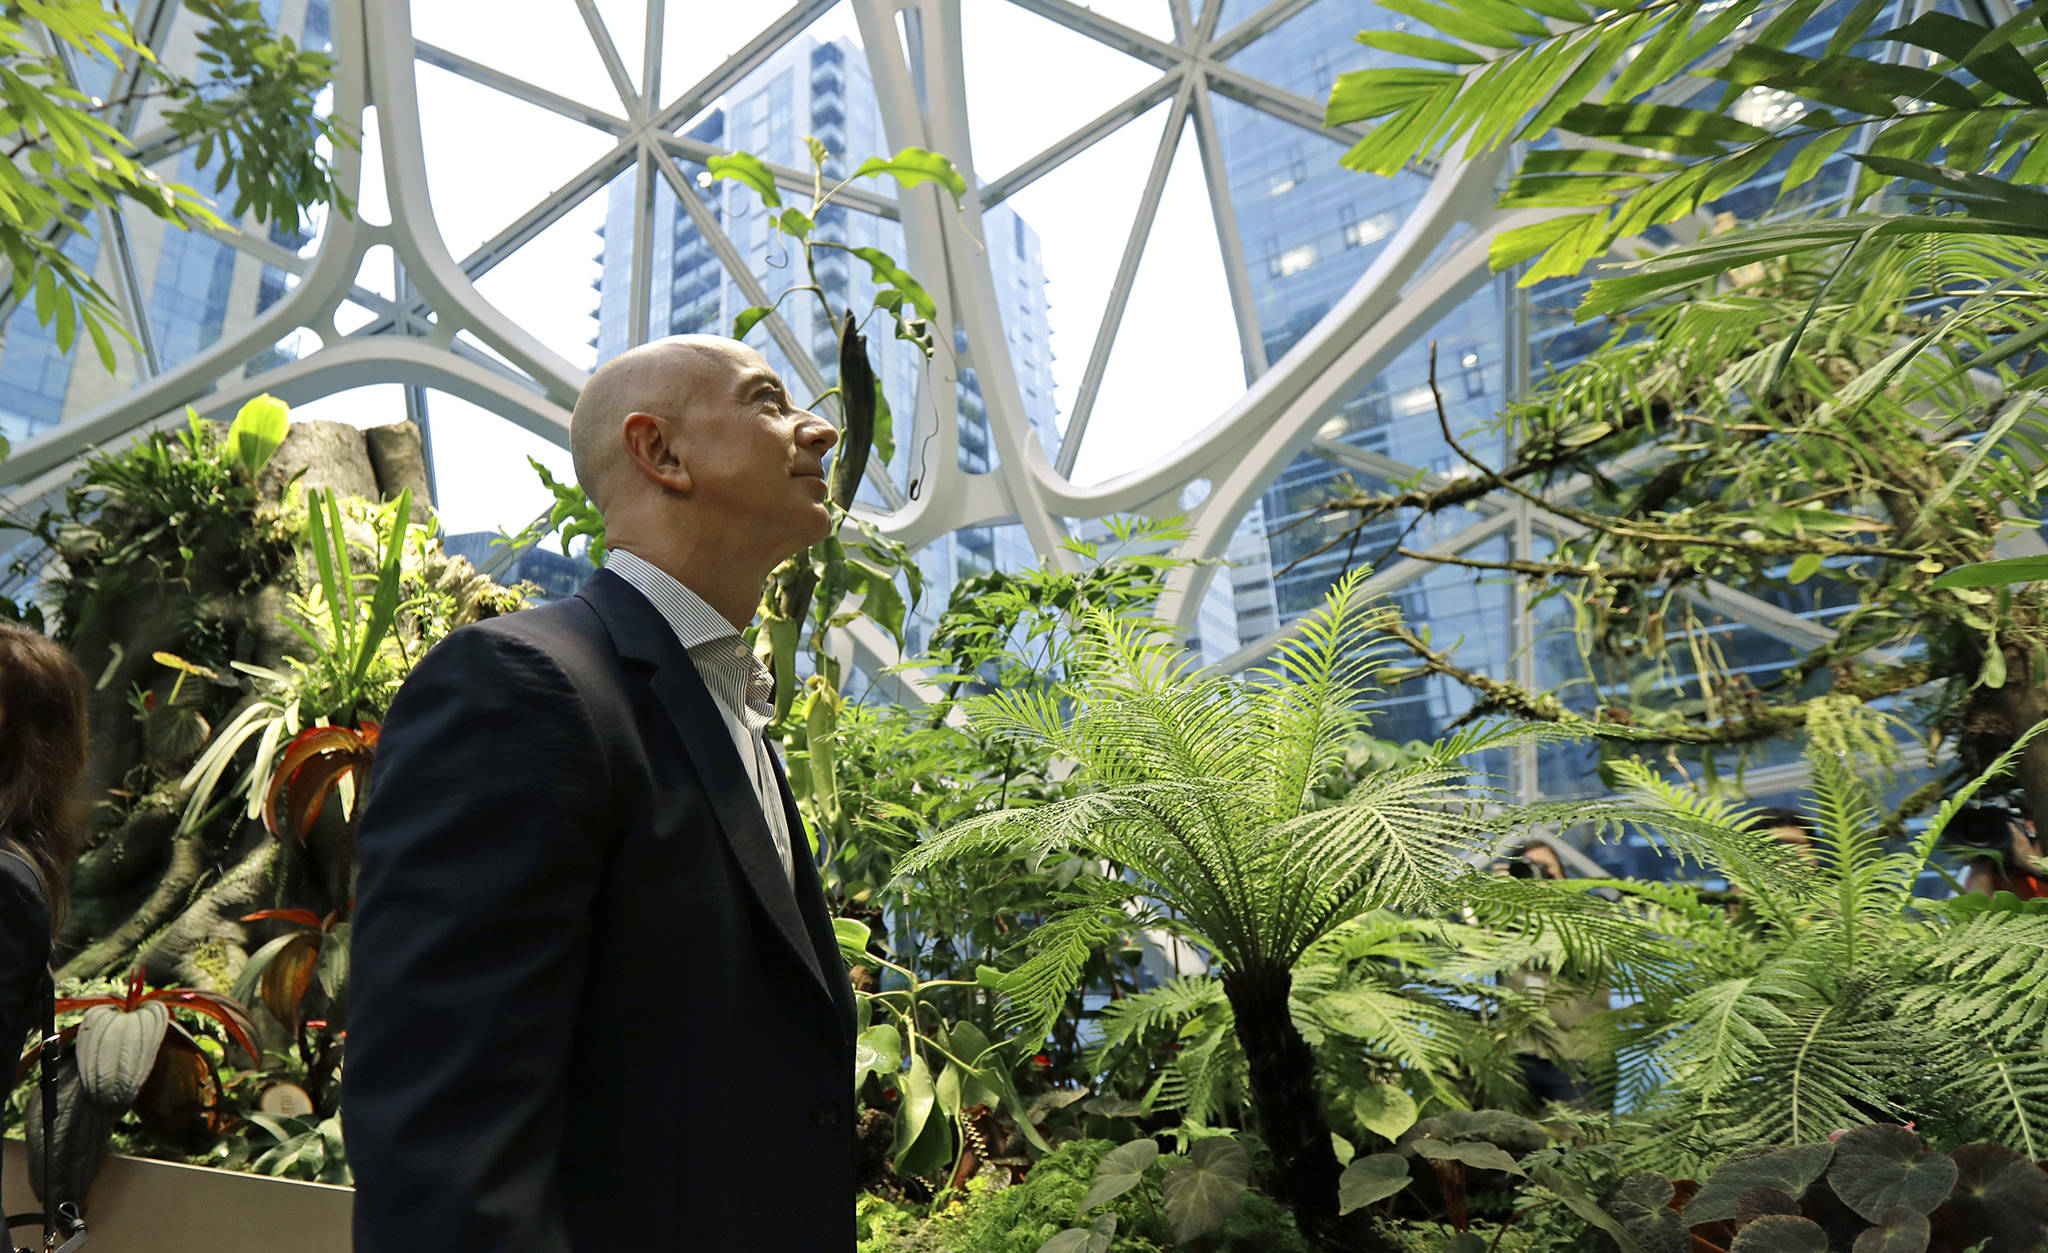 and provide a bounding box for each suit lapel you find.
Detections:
[768,751,859,1042]
[580,571,836,1010]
